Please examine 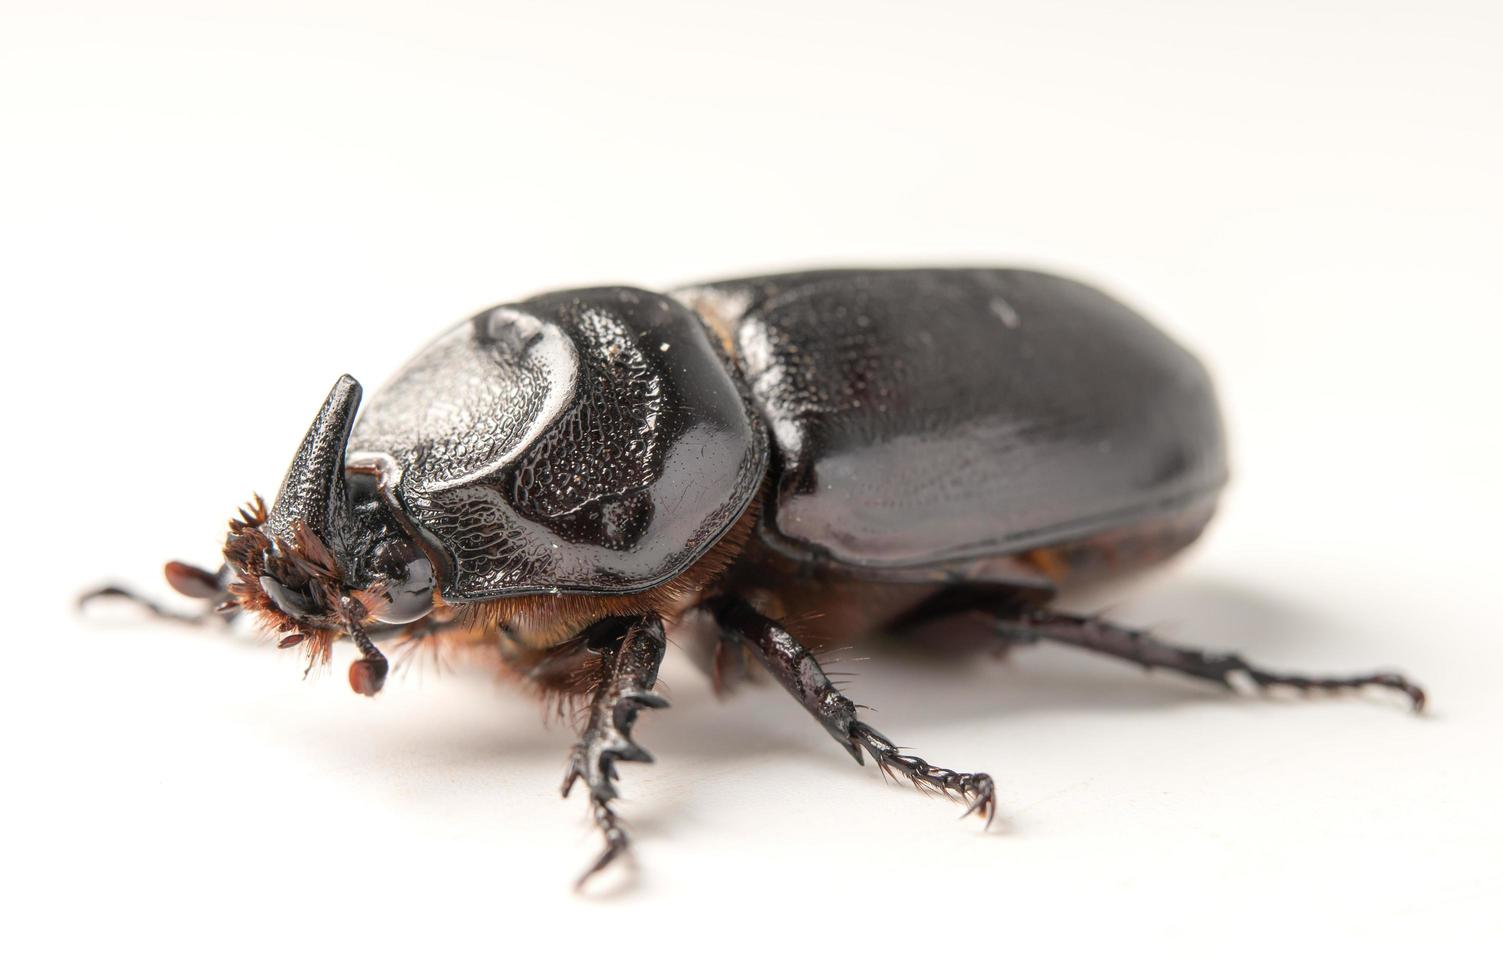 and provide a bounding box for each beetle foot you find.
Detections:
[849,721,998,827]
[1002,609,1427,713]
[561,688,667,888]
[1220,664,1426,713]
[570,798,632,888]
